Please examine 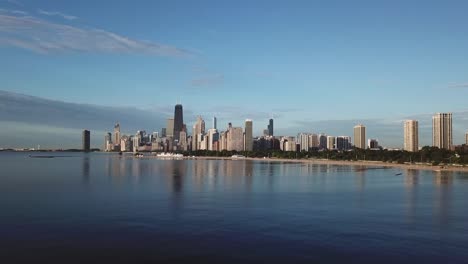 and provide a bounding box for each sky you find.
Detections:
[1,0,468,149]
